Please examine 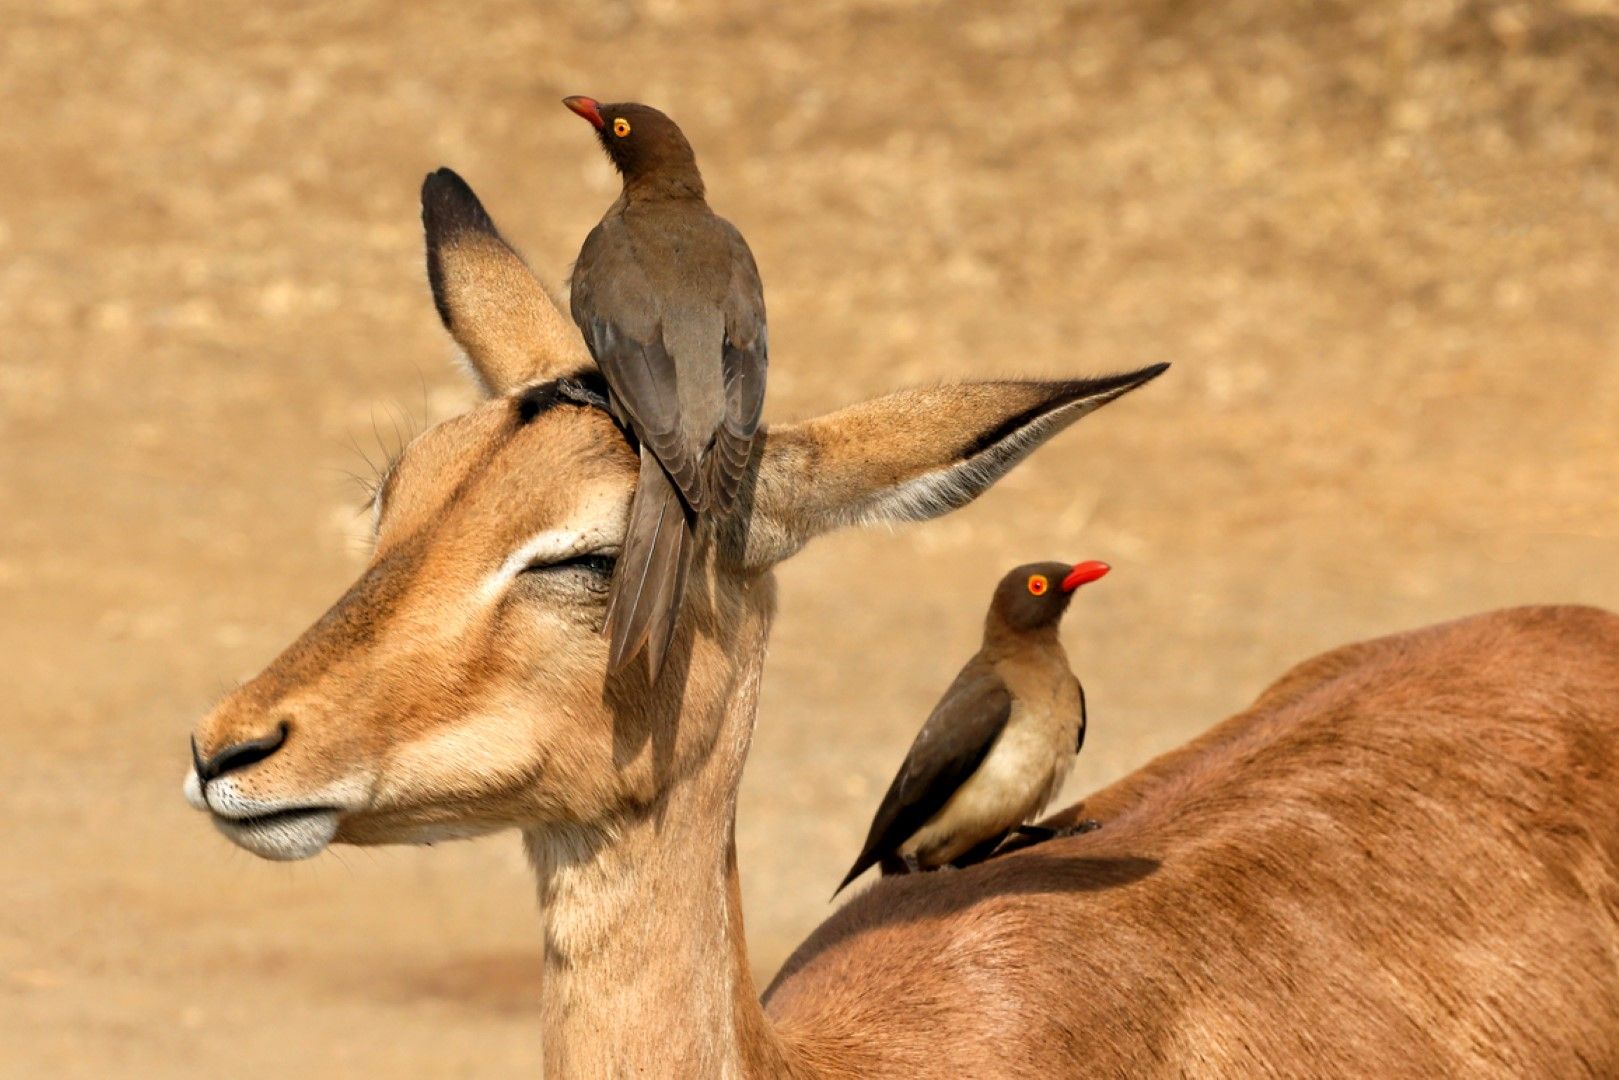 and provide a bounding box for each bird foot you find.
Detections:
[1016,819,1103,844]
[892,853,958,875]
